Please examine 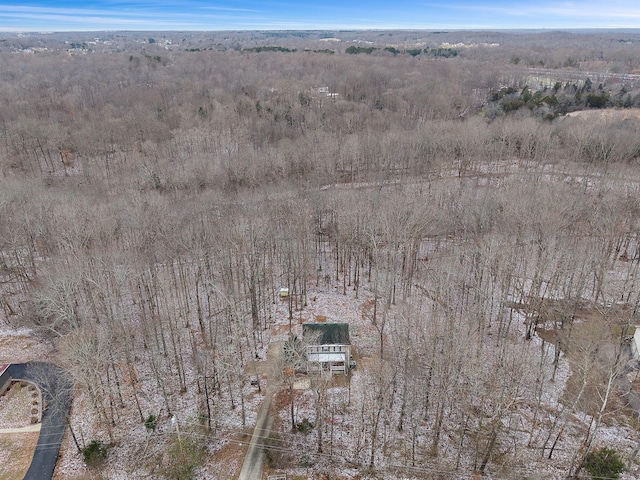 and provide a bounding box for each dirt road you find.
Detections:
[238,341,283,480]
